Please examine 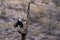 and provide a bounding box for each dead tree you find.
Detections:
[14,2,30,40]
[18,1,35,40]
[21,2,30,40]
